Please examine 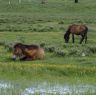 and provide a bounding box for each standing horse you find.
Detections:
[12,43,45,61]
[64,24,88,44]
